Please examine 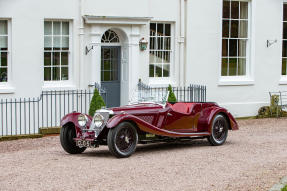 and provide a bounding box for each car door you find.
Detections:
[163,103,202,133]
